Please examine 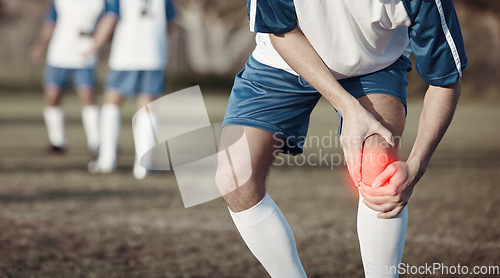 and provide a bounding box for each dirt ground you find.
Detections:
[0,92,499,277]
